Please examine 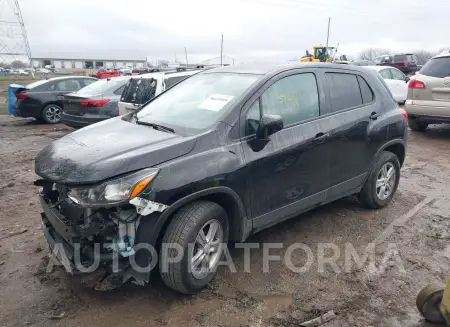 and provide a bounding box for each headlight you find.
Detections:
[68,168,158,207]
